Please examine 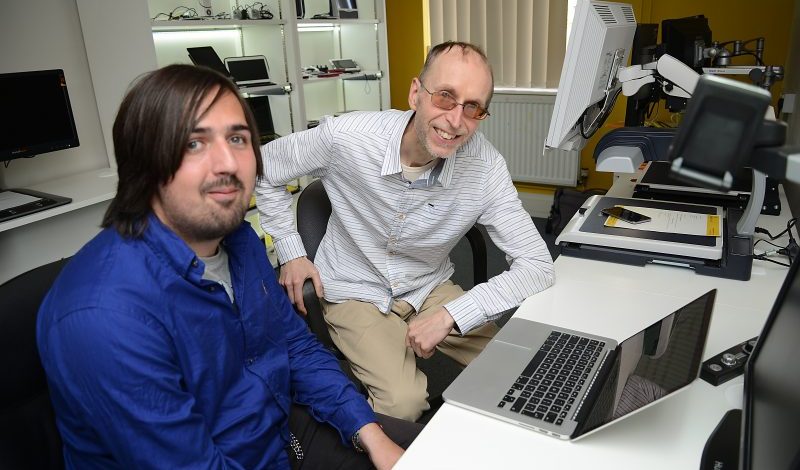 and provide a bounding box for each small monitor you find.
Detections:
[661,15,711,71]
[187,46,230,77]
[0,69,80,162]
[545,0,637,151]
[666,74,770,191]
[741,258,800,469]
